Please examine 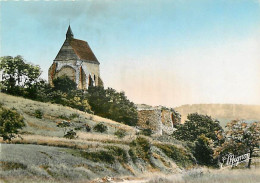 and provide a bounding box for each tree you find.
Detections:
[173,113,224,143]
[216,120,260,168]
[52,75,77,93]
[87,86,138,126]
[0,55,41,95]
[194,134,215,165]
[0,106,25,141]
